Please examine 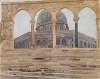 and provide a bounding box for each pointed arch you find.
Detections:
[57,8,75,30]
[34,9,52,32]
[78,7,97,48]
[56,8,74,48]
[34,9,52,48]
[13,10,32,48]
